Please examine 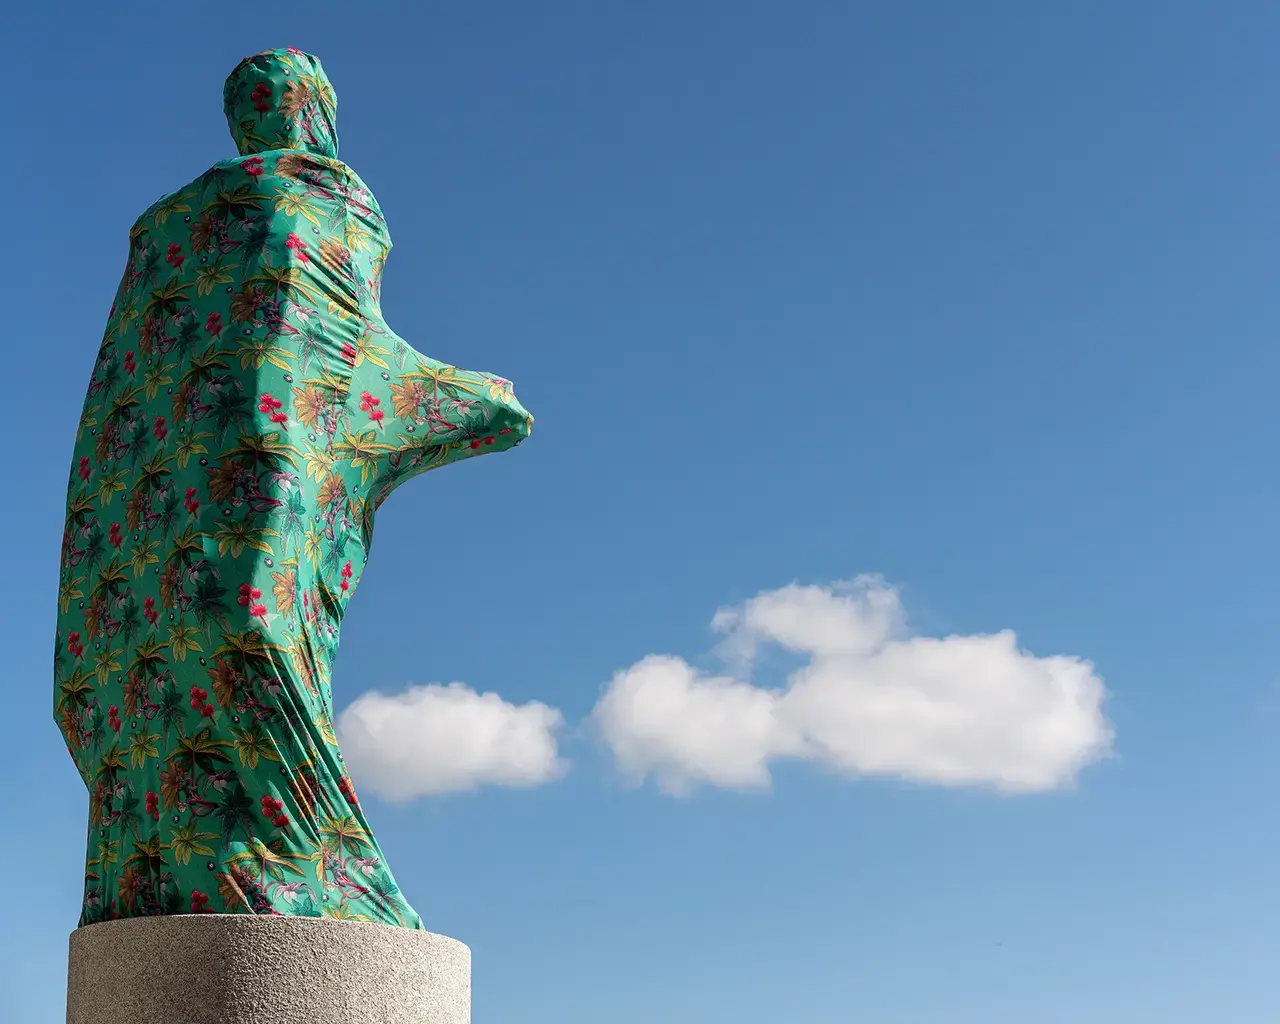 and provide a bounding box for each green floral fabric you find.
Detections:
[54,48,532,929]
